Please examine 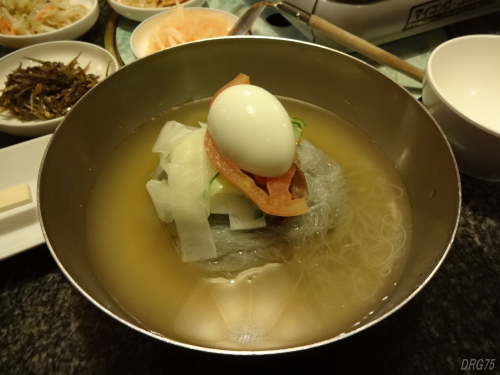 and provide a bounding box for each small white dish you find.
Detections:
[0,135,51,260]
[0,0,99,49]
[130,7,238,60]
[422,34,500,180]
[107,0,206,22]
[0,41,119,137]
